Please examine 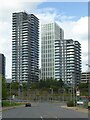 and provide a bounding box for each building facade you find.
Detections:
[6,78,12,83]
[0,53,5,78]
[41,22,64,80]
[81,72,90,83]
[61,39,81,86]
[12,12,39,83]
